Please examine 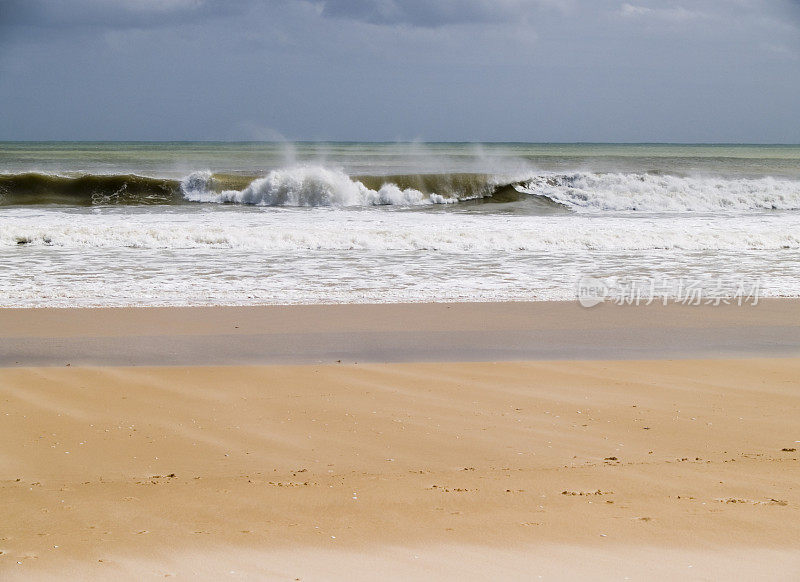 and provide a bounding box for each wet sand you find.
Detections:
[1,303,799,580]
[1,299,798,366]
